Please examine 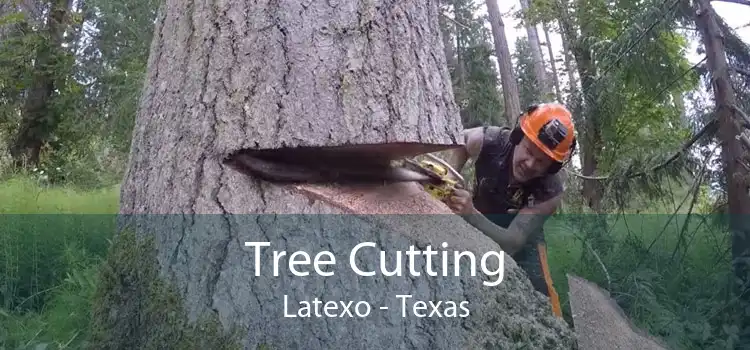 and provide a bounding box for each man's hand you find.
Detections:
[446,188,476,215]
